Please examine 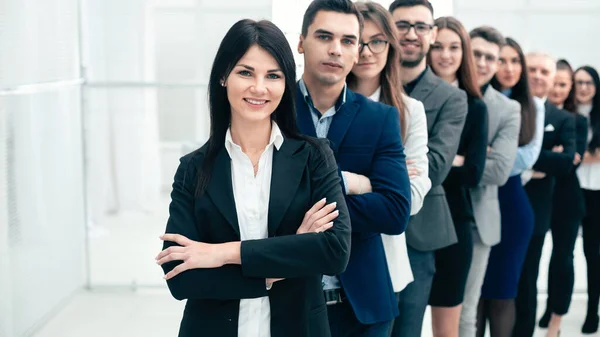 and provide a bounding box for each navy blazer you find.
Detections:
[296,86,412,324]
